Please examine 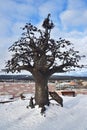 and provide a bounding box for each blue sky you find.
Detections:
[0,0,87,75]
